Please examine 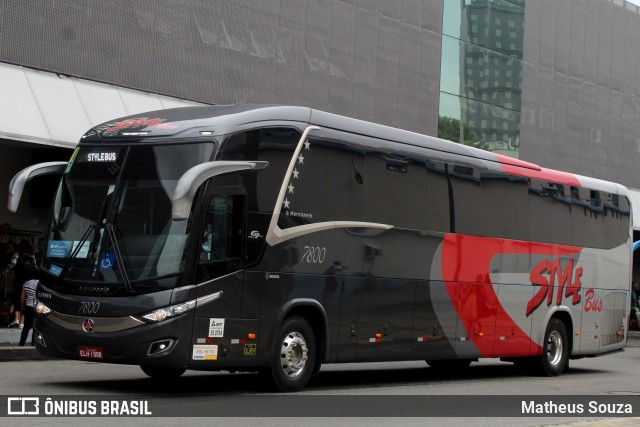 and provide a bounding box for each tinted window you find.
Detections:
[482,172,529,240]
[571,187,604,248]
[528,180,572,245]
[198,194,244,280]
[603,192,630,249]
[221,128,301,213]
[277,137,367,229]
[426,161,451,233]
[365,151,428,230]
[450,166,528,239]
